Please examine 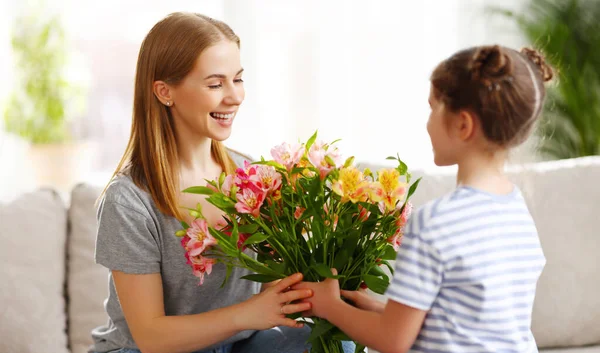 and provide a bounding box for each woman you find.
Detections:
[91,12,315,353]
